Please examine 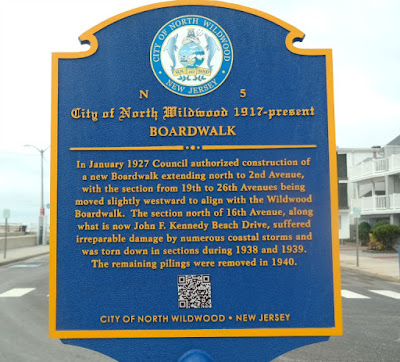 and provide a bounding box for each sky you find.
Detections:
[0,0,399,226]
